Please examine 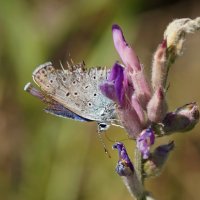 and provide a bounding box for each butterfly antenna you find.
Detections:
[59,60,65,72]
[97,129,111,158]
